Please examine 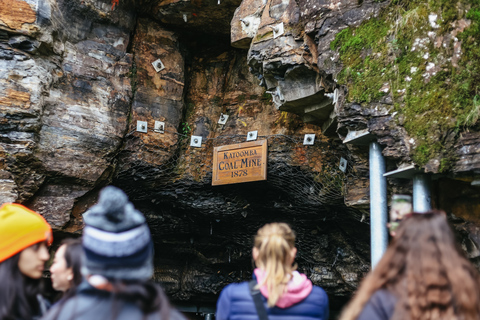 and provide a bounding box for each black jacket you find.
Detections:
[41,281,186,320]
